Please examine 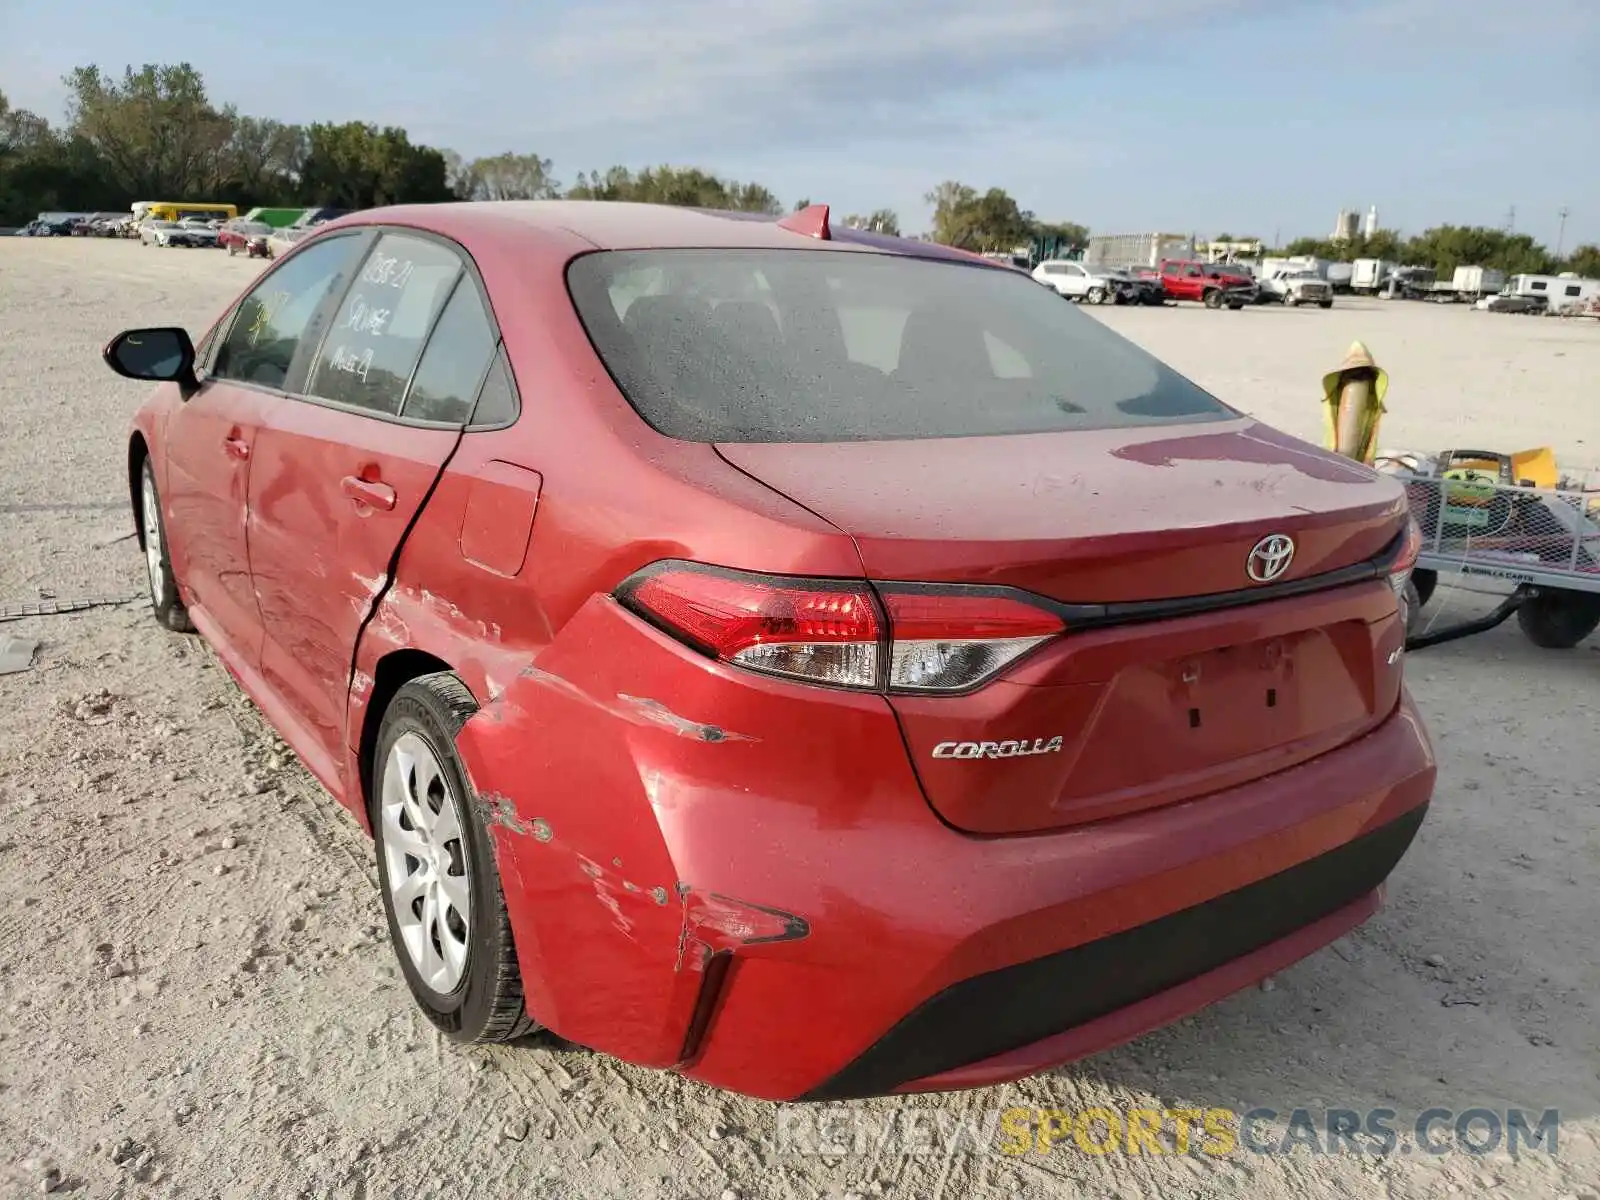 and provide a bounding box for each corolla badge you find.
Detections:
[932,737,1064,760]
[1246,534,1296,583]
